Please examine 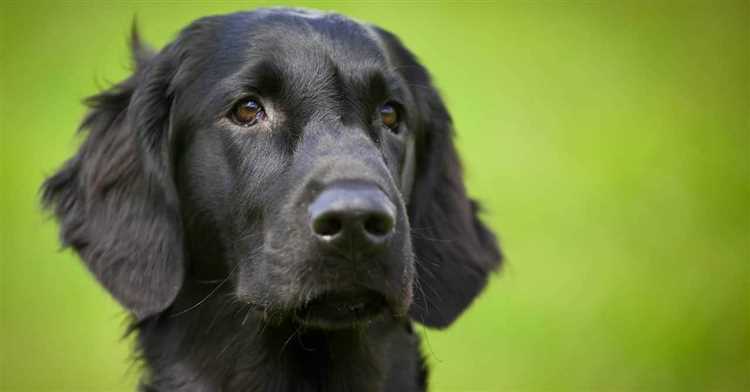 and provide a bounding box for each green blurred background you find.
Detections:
[1,1,748,391]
